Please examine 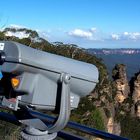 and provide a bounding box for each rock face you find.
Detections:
[132,74,140,103]
[132,74,140,118]
[136,104,140,117]
[112,64,130,103]
[105,64,130,135]
[90,64,140,138]
[107,117,114,133]
[106,117,121,135]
